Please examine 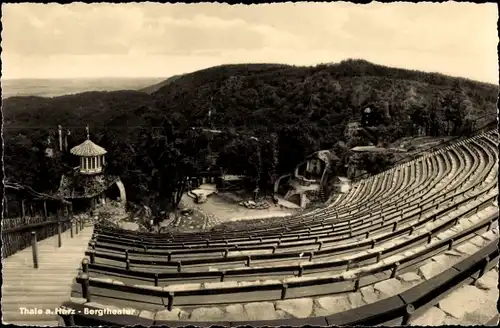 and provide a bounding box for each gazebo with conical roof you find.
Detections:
[70,138,107,175]
[58,126,126,213]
